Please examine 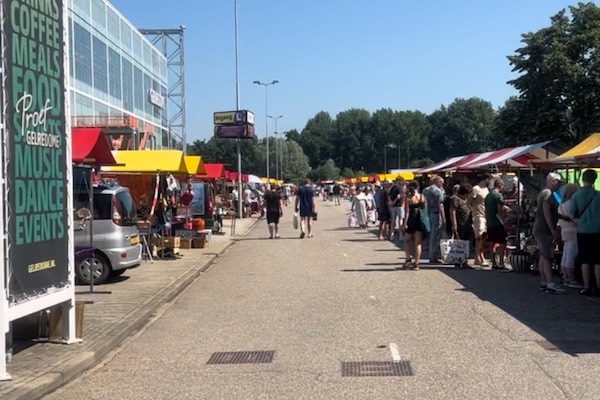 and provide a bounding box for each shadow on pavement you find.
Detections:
[341,268,399,273]
[440,268,600,356]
